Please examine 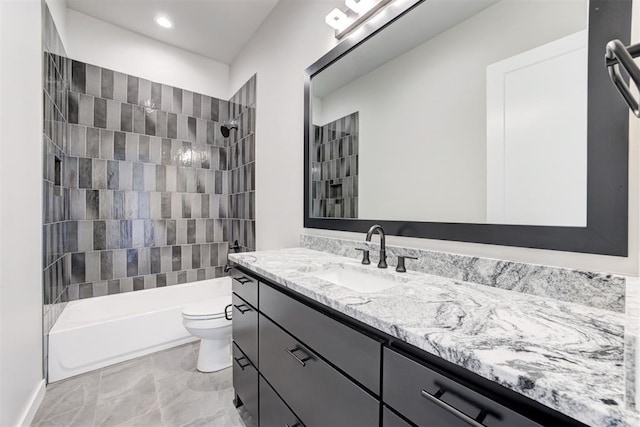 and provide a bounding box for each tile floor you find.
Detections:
[32,342,254,427]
